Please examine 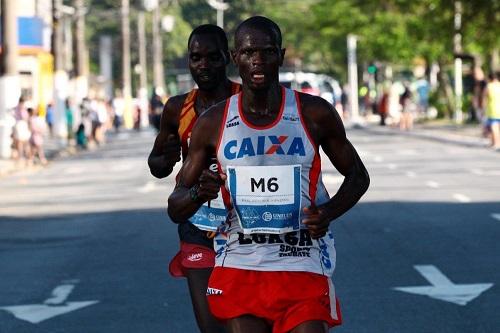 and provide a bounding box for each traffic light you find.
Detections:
[367,63,377,75]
